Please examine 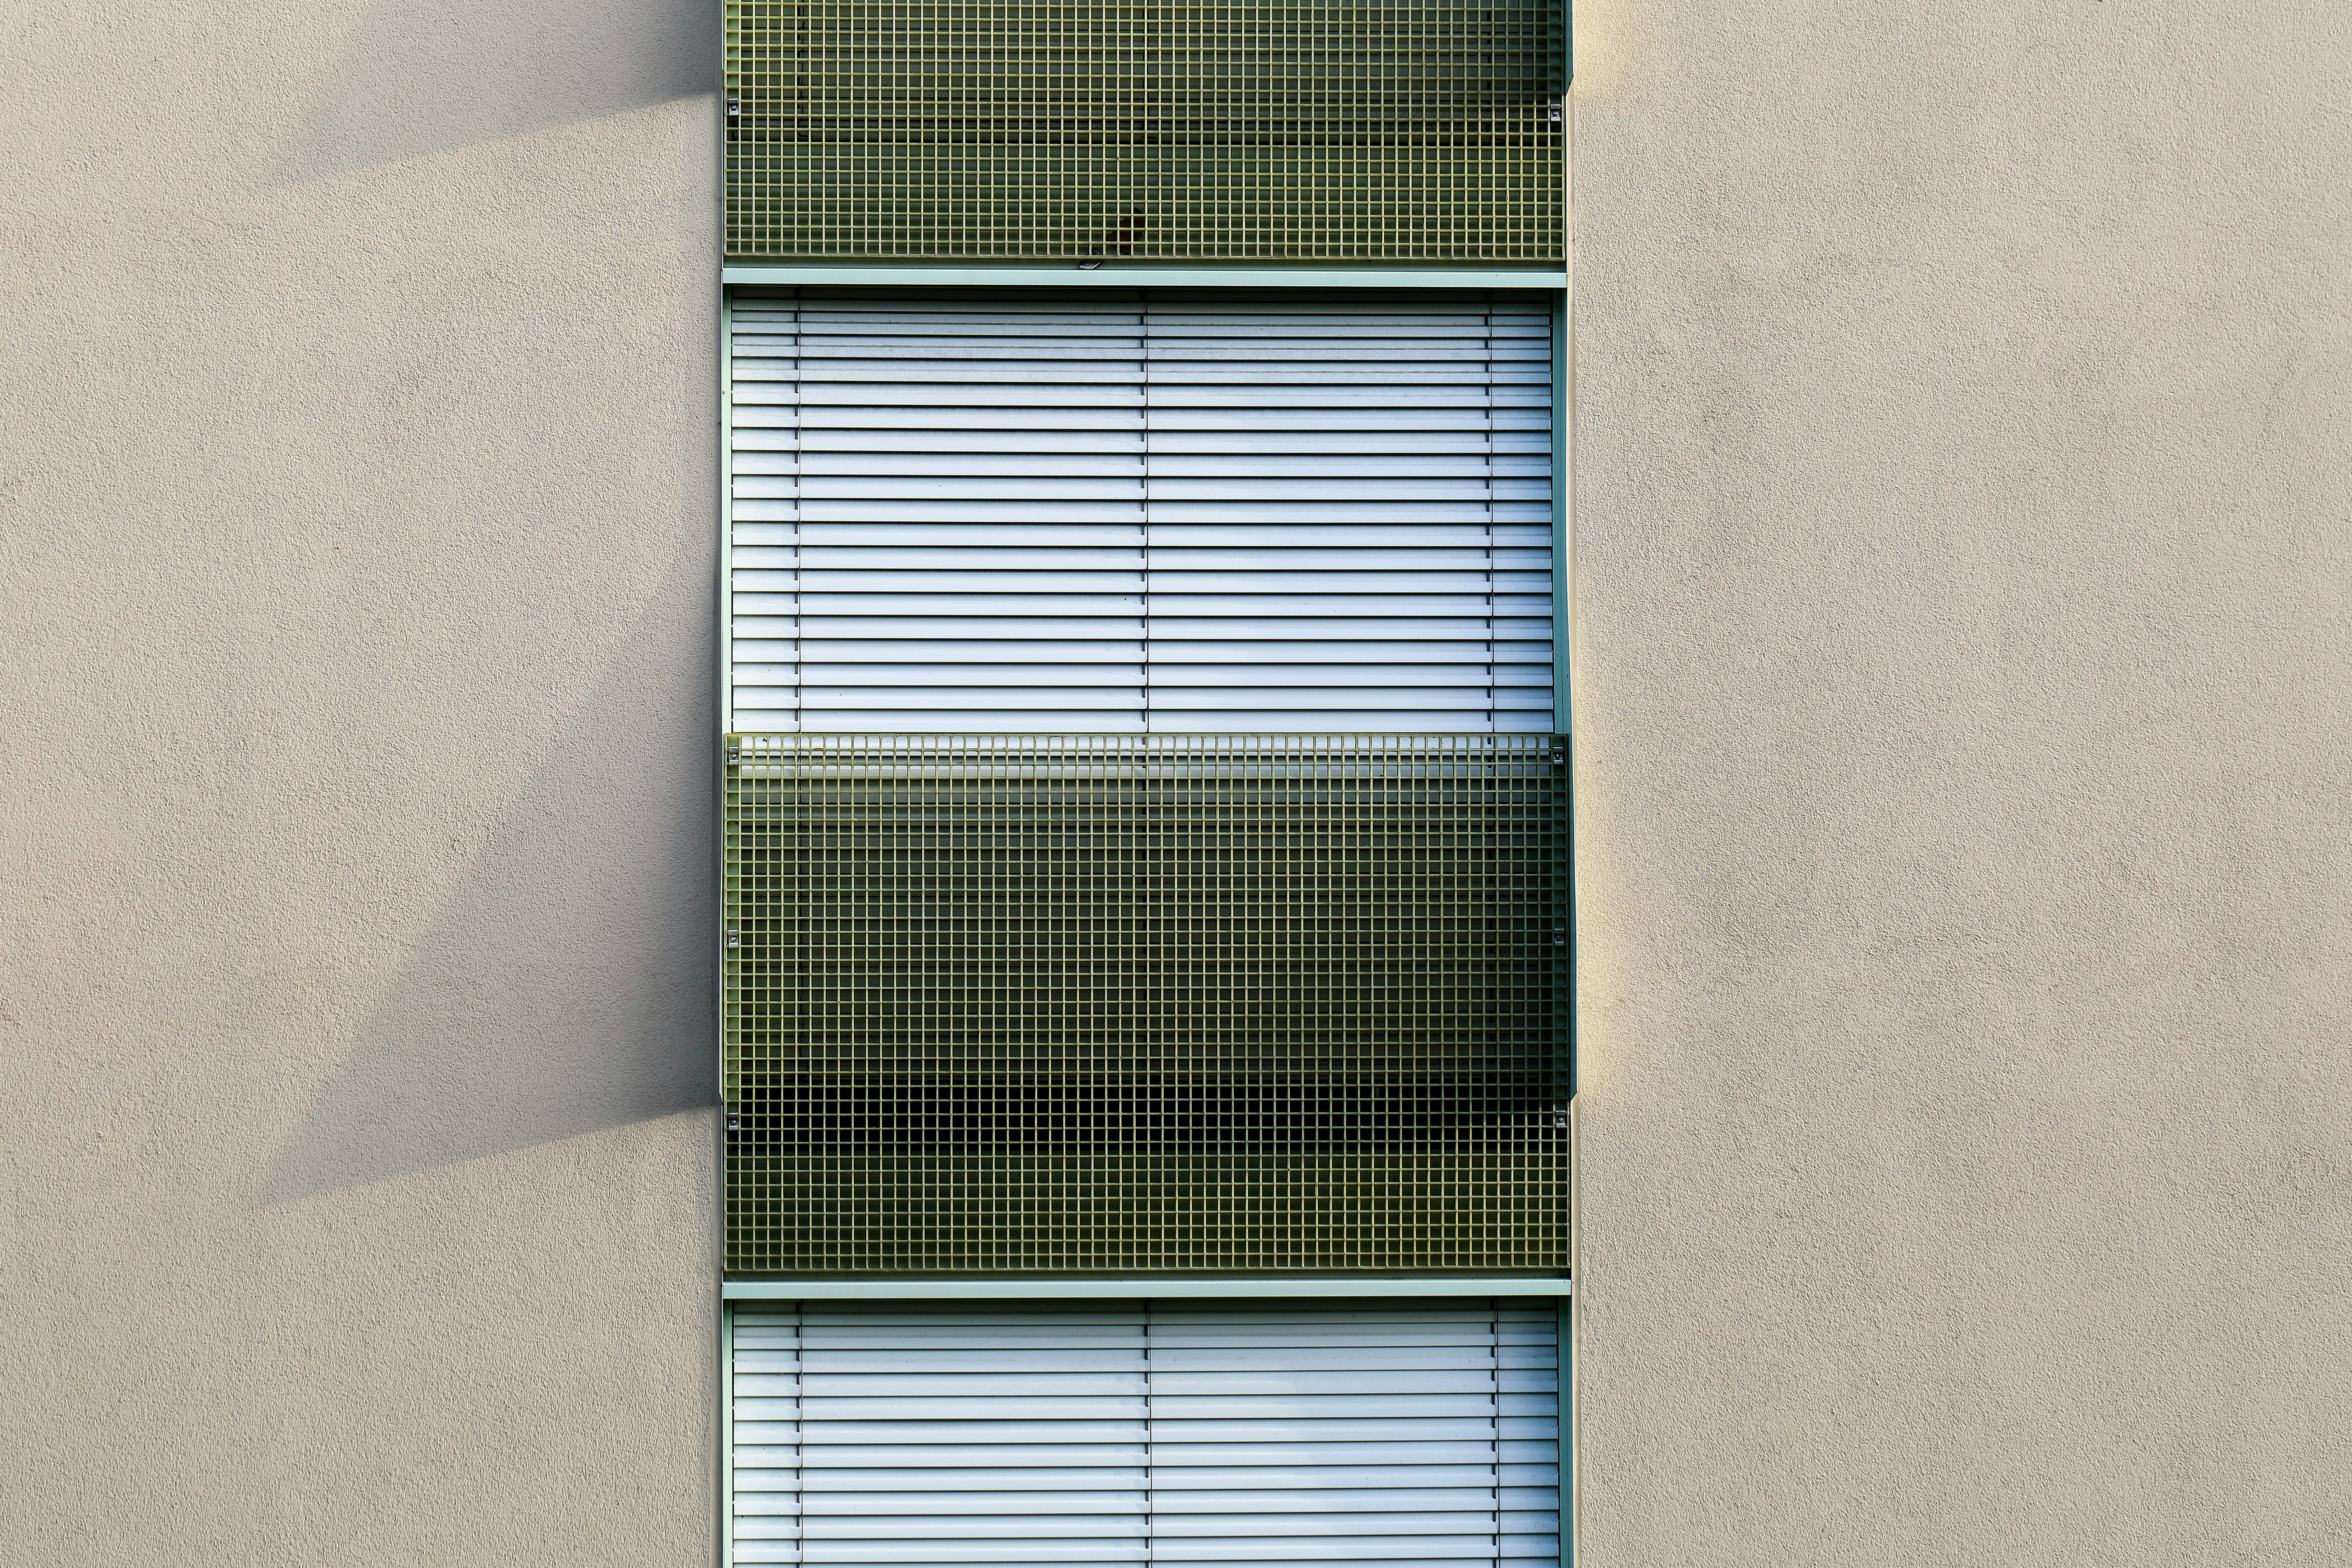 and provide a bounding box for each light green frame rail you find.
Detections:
[1562,1294,1577,1568]
[724,1275,1567,1298]
[724,265,1568,287]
